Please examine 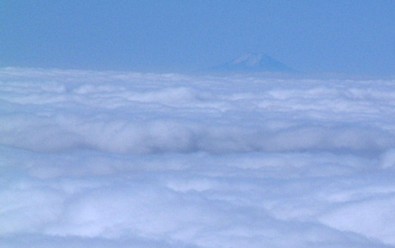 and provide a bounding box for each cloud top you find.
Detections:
[1,68,395,247]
